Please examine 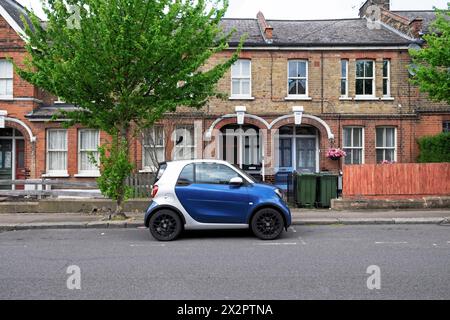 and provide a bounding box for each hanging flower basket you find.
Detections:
[326,148,346,161]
